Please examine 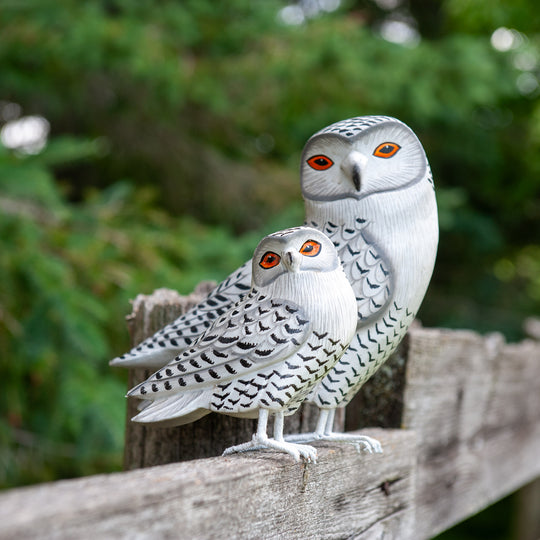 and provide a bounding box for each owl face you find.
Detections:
[252,227,339,288]
[300,117,428,202]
